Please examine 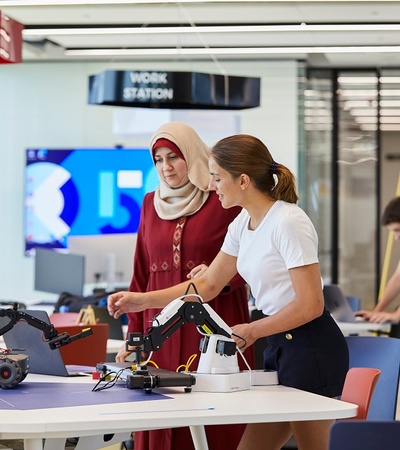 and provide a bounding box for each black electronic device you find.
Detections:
[0,302,93,388]
[0,352,29,389]
[96,363,196,394]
